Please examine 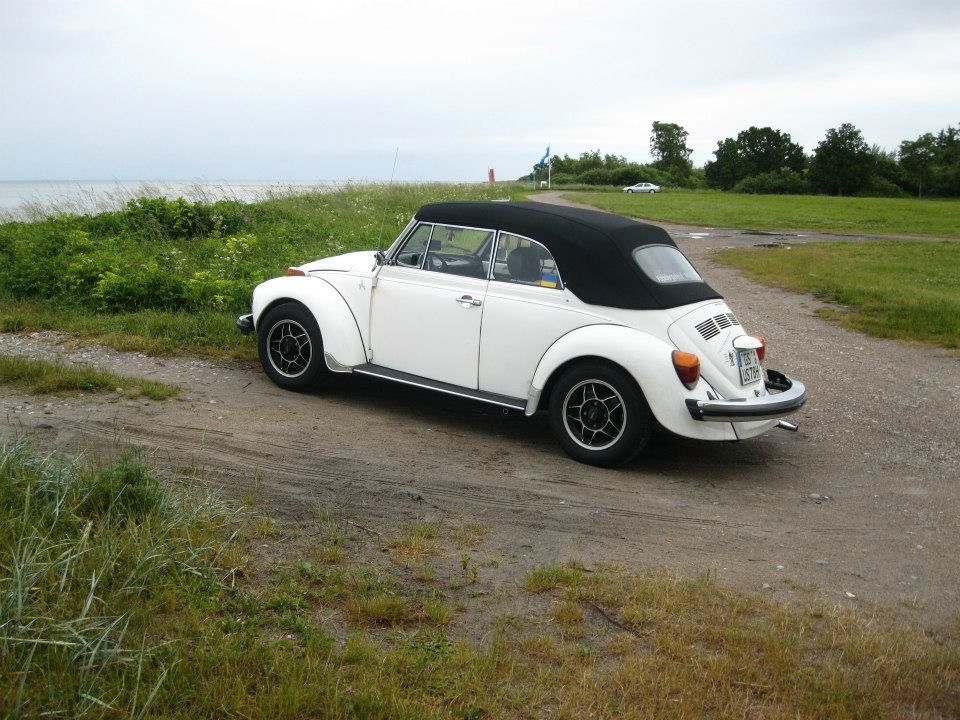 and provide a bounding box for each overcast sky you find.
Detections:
[2,0,958,181]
